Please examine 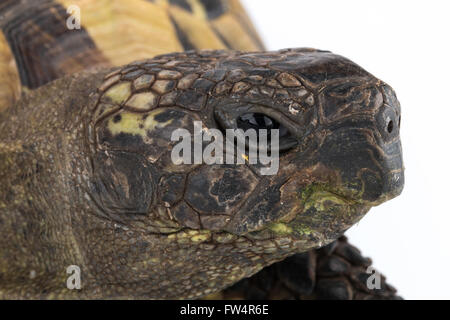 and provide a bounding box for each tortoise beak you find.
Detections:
[315,82,404,206]
[317,115,404,206]
[370,85,404,204]
[320,125,404,206]
[371,101,405,204]
[360,138,404,205]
